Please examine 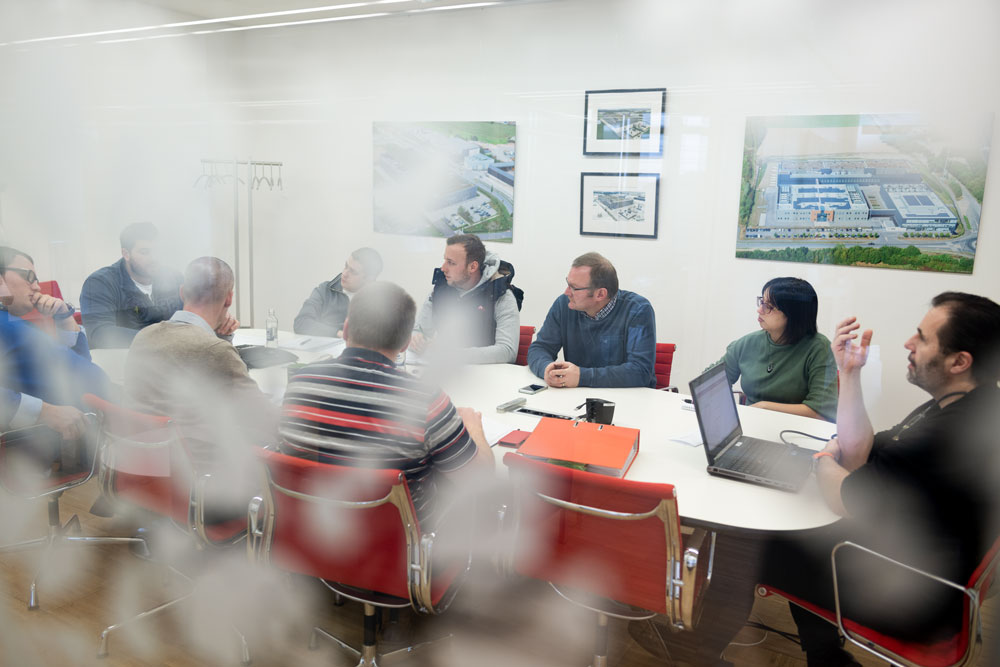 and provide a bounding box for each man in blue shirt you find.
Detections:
[80,222,184,348]
[0,246,111,439]
[528,252,656,388]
